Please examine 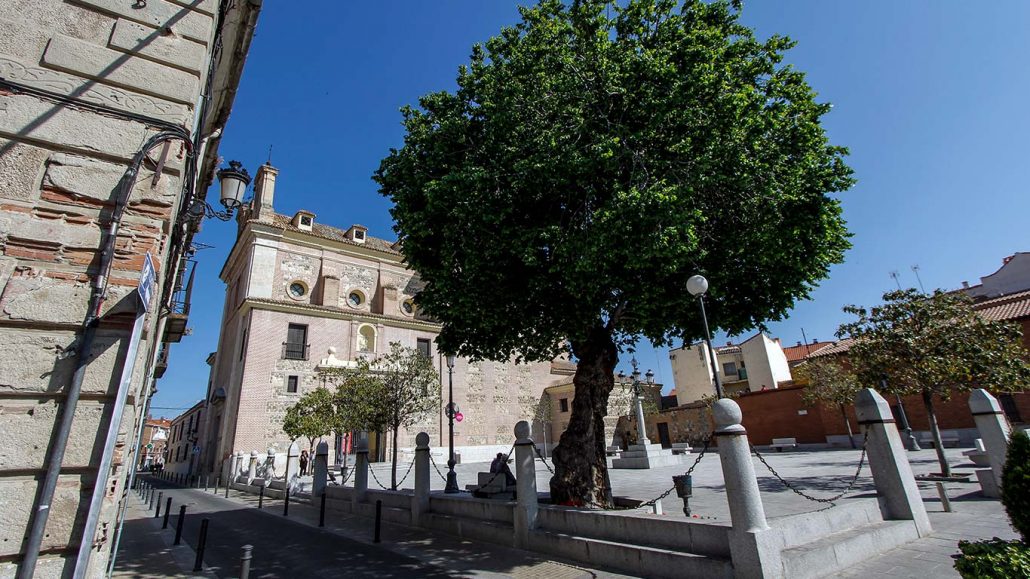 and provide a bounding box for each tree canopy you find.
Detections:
[282,387,338,452]
[376,0,854,505]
